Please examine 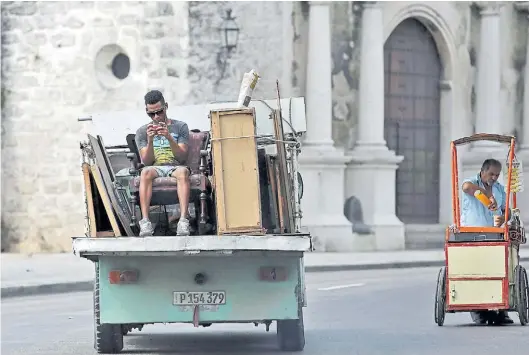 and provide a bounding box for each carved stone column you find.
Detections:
[355,1,387,150]
[473,2,504,149]
[304,1,335,149]
[298,1,353,252]
[346,1,405,251]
